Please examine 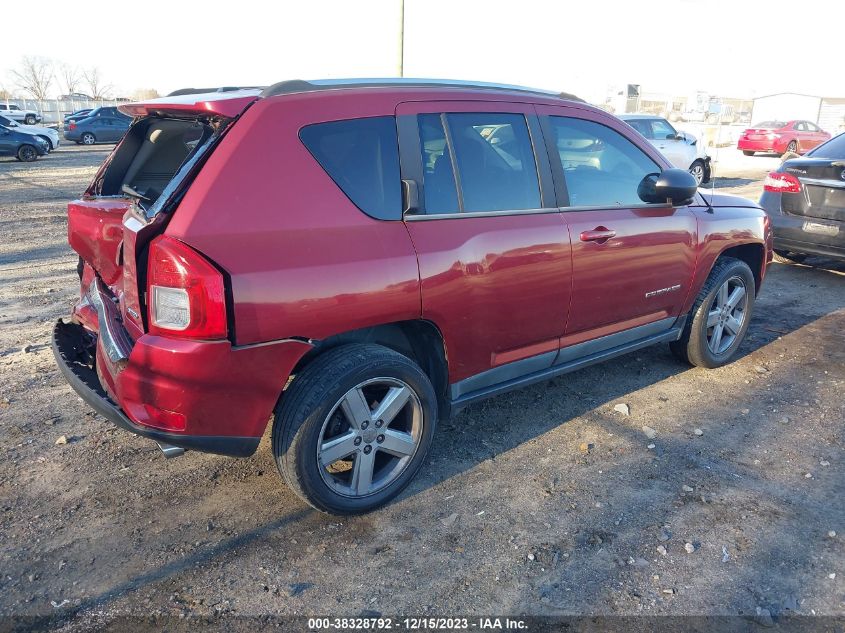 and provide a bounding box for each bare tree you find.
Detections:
[83,67,112,100]
[10,56,54,100]
[131,88,160,100]
[59,64,83,96]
